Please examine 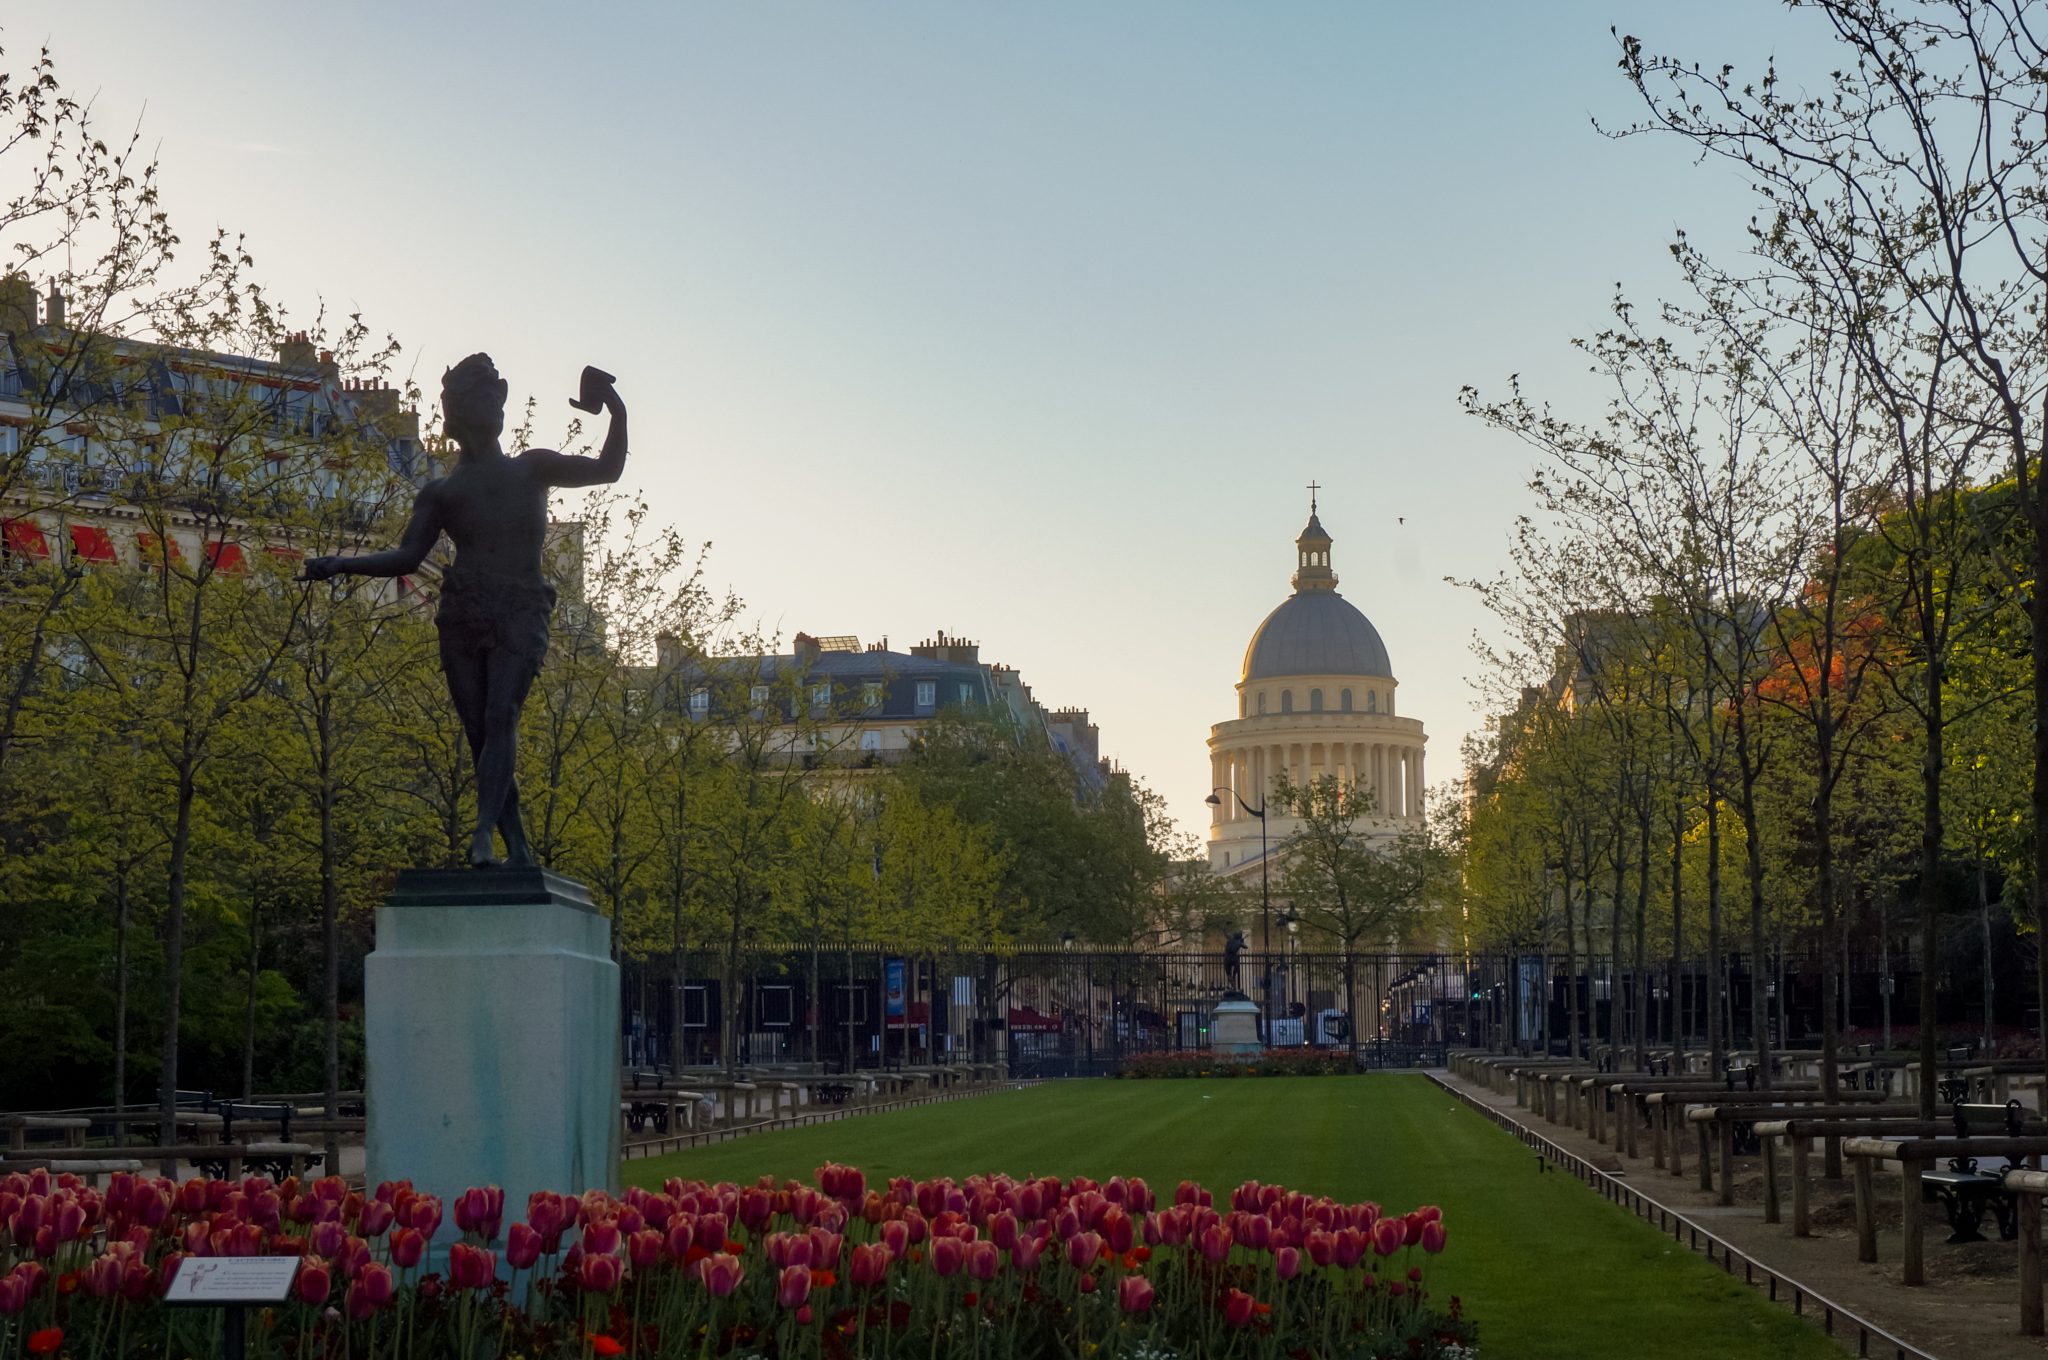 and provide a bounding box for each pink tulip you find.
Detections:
[579,1250,623,1293]
[808,1228,843,1270]
[1118,1274,1155,1315]
[1402,1213,1425,1247]
[1011,1233,1047,1274]
[583,1219,622,1259]
[764,1232,811,1269]
[1337,1227,1369,1268]
[448,1243,495,1291]
[628,1229,662,1272]
[403,1195,443,1239]
[507,1222,543,1271]
[989,1212,1019,1252]
[296,1260,331,1306]
[1101,1206,1134,1255]
[358,1263,394,1308]
[1274,1246,1302,1280]
[850,1242,890,1289]
[1224,1288,1256,1329]
[738,1188,774,1231]
[699,1253,744,1297]
[964,1239,1000,1281]
[879,1220,910,1260]
[1241,1213,1272,1251]
[1372,1219,1405,1259]
[777,1264,812,1309]
[664,1219,696,1262]
[1421,1221,1446,1254]
[308,1220,347,1259]
[931,1236,964,1278]
[1197,1224,1233,1263]
[1066,1231,1103,1272]
[1306,1230,1336,1267]
[696,1212,730,1250]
